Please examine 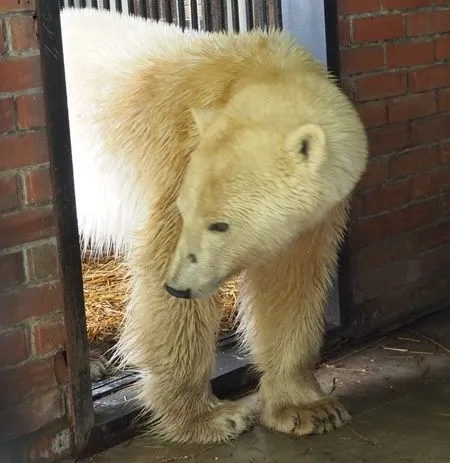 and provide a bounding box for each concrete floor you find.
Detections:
[81,309,450,463]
